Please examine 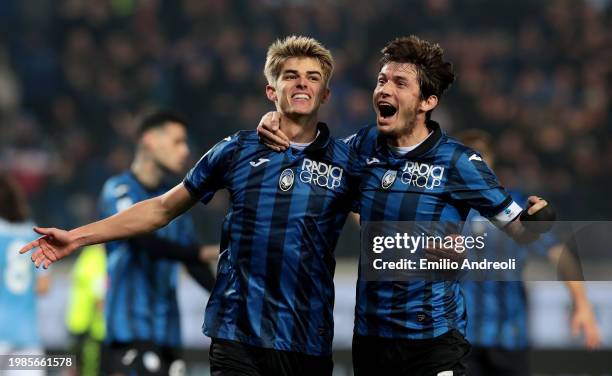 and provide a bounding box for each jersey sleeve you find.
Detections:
[183,134,239,204]
[341,125,376,154]
[342,125,377,213]
[447,148,522,228]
